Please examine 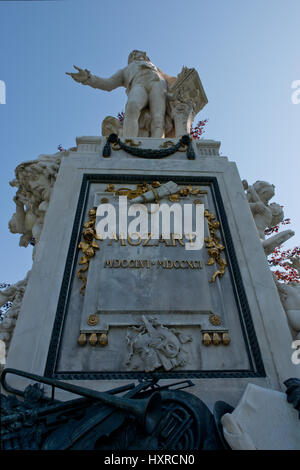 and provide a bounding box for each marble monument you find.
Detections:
[2,50,299,450]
